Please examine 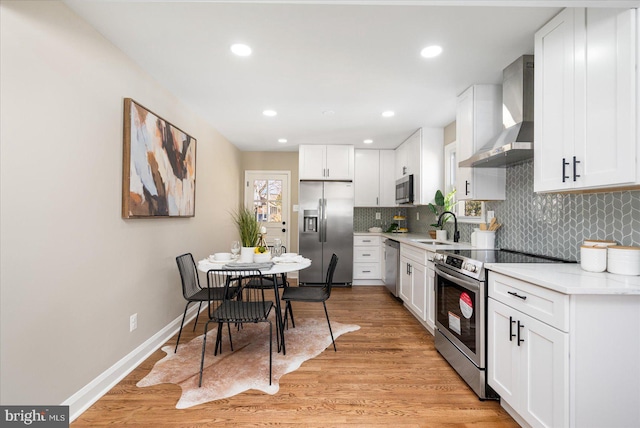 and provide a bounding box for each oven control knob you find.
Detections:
[466,264,477,273]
